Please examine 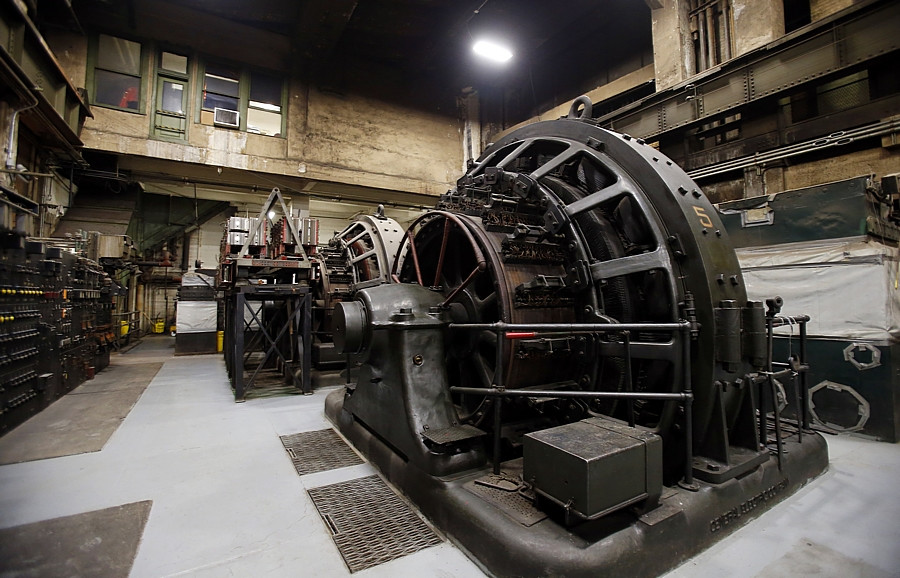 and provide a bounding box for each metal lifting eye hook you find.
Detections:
[567,95,593,120]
